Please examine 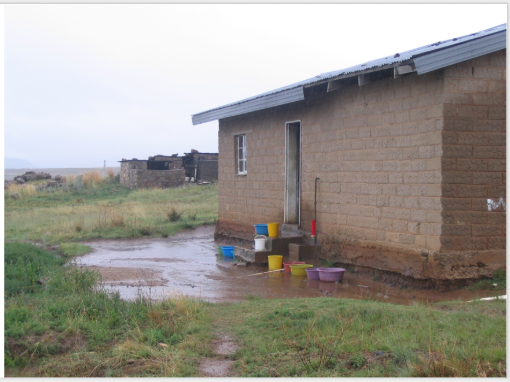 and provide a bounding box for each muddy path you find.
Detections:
[198,334,240,377]
[75,226,504,304]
